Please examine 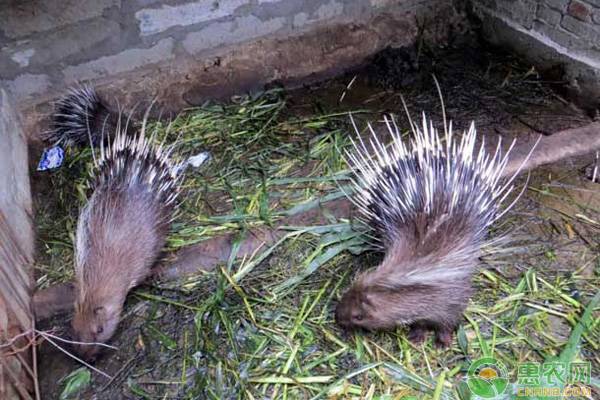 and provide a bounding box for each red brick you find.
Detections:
[567,0,592,21]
